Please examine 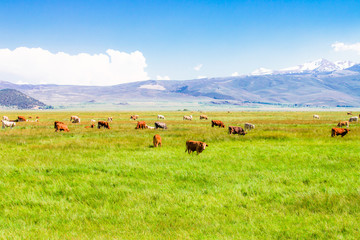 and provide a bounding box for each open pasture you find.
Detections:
[0,111,360,239]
